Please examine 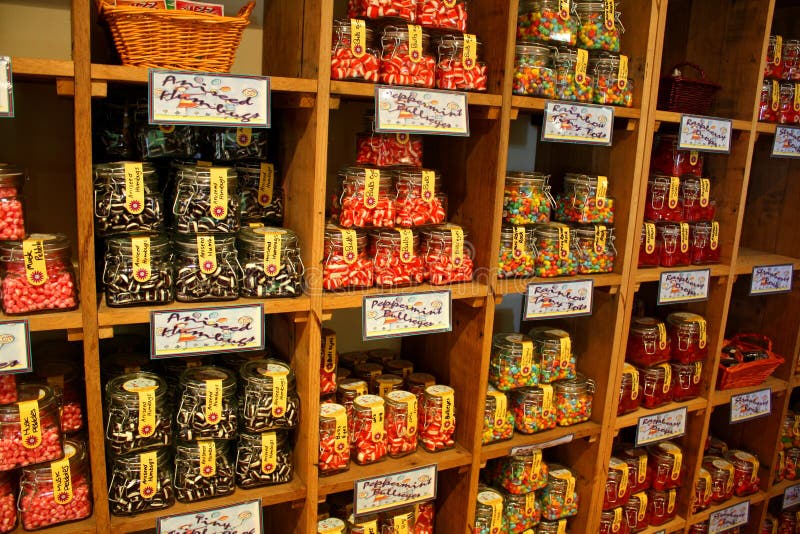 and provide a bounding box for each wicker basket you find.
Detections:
[98,0,255,72]
[657,62,722,115]
[716,334,784,390]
